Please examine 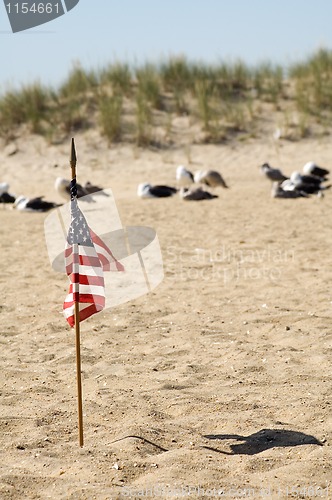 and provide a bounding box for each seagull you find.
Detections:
[83,181,110,196]
[14,196,61,212]
[176,165,194,187]
[303,161,329,180]
[55,177,94,202]
[271,182,309,199]
[279,179,299,192]
[260,163,288,182]
[290,171,330,195]
[0,182,16,204]
[194,169,229,188]
[180,186,218,201]
[137,183,178,198]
